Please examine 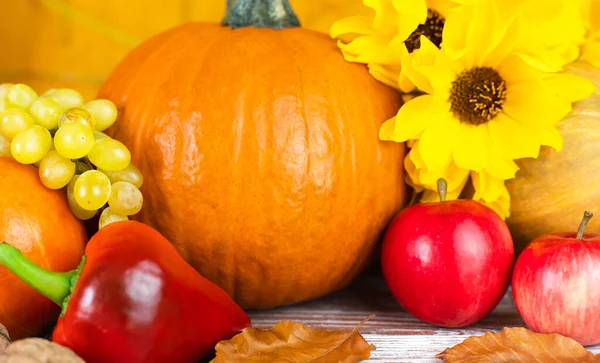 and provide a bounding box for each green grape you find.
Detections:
[30,97,63,130]
[53,122,95,159]
[0,100,7,113]
[84,99,118,131]
[6,84,38,109]
[107,181,143,216]
[99,162,143,188]
[39,150,76,189]
[67,176,98,220]
[0,84,13,100]
[0,109,36,141]
[0,134,11,158]
[74,170,111,211]
[10,125,53,164]
[41,88,84,110]
[98,207,128,229]
[93,130,110,140]
[87,138,131,171]
[58,107,95,130]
